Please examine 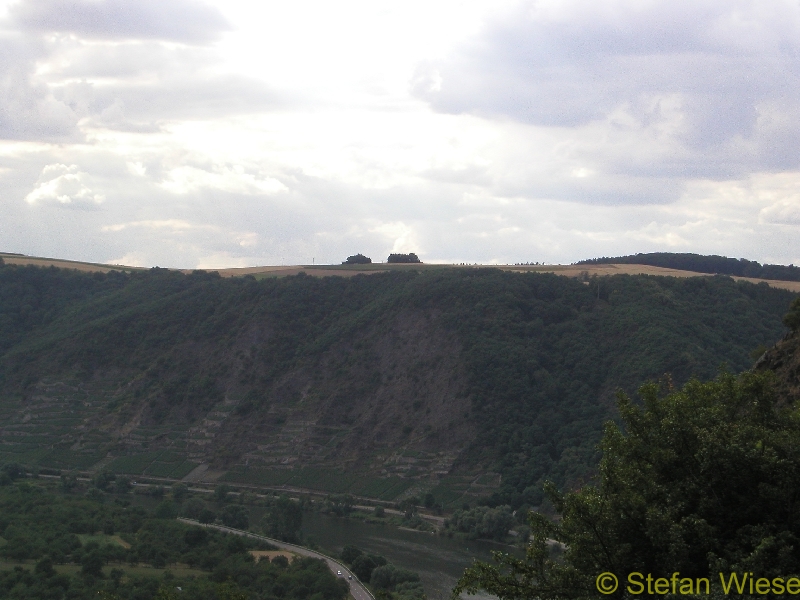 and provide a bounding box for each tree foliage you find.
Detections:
[0,483,347,600]
[220,504,249,529]
[442,505,515,541]
[454,370,800,599]
[0,264,793,501]
[343,254,372,264]
[785,296,800,331]
[387,253,421,263]
[262,495,303,542]
[577,252,800,282]
[340,545,424,600]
